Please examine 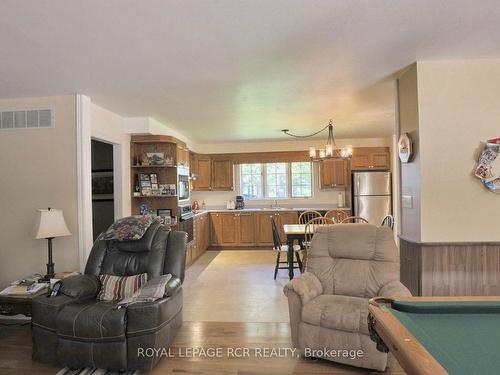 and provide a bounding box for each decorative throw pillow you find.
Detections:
[100,215,155,241]
[97,273,148,301]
